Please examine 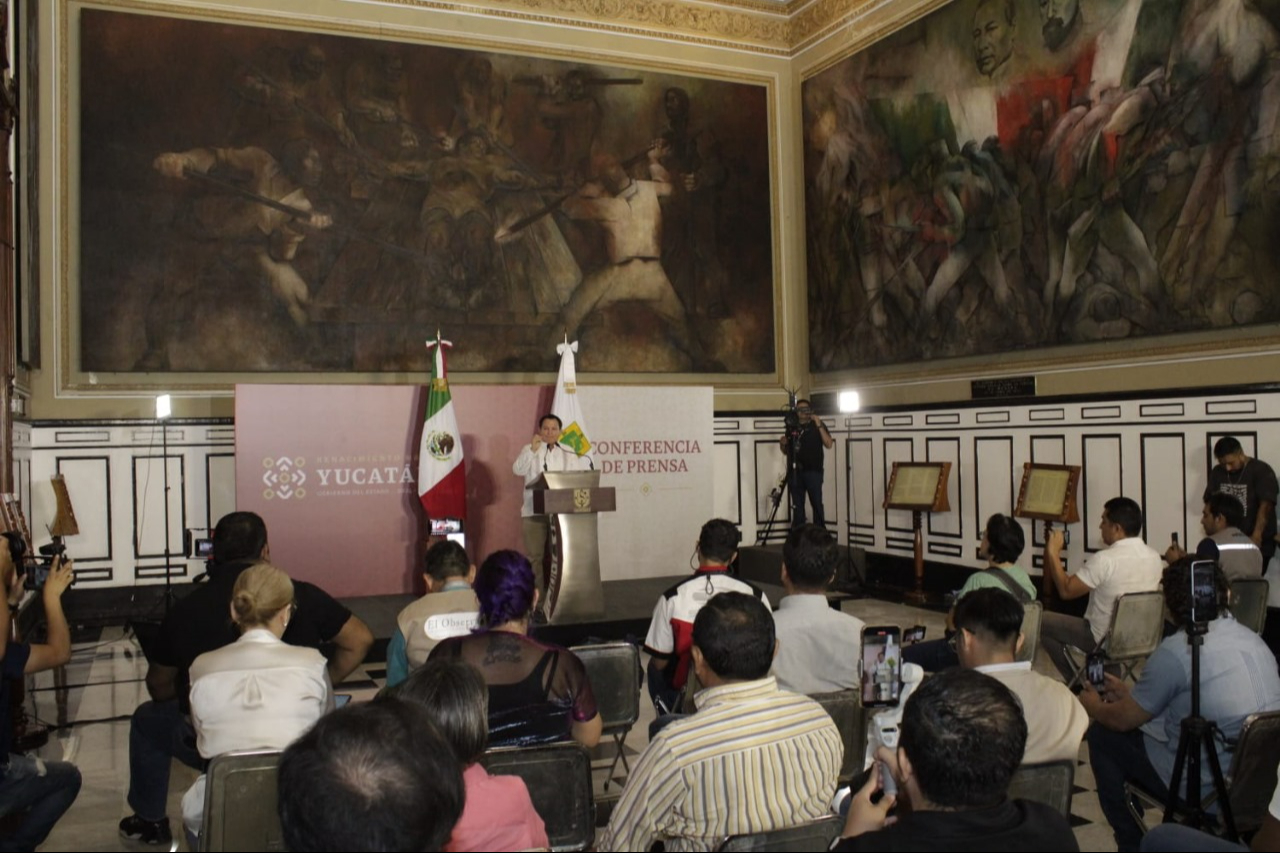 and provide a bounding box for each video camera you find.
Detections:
[2,532,65,592]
